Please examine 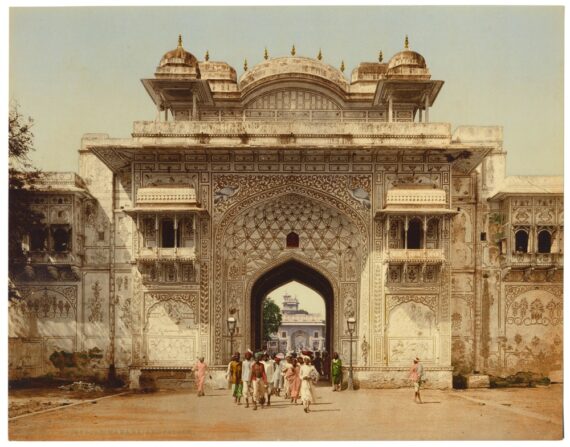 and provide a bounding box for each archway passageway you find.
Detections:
[251,260,334,354]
